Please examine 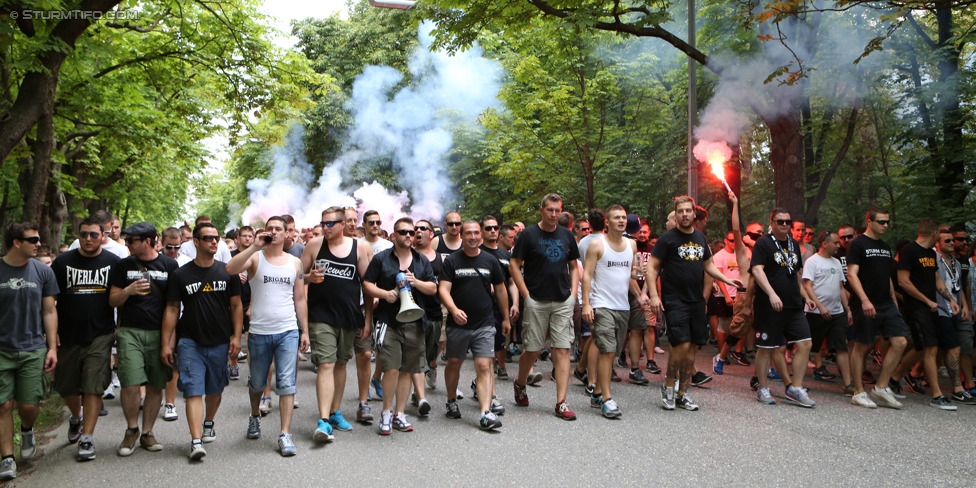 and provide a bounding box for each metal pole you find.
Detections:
[687,0,698,200]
